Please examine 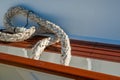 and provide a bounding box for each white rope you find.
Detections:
[0,26,35,42]
[0,6,71,66]
[31,37,51,60]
